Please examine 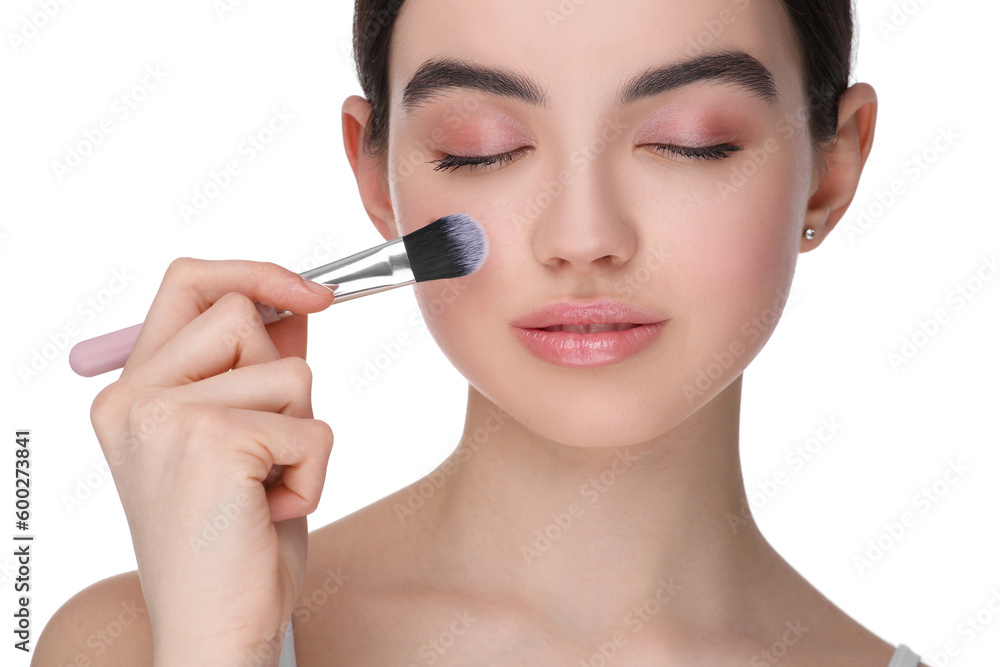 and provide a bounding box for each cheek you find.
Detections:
[672,149,803,357]
[414,277,500,396]
[411,240,503,375]
[720,144,808,289]
[717,190,796,298]
[392,141,530,380]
